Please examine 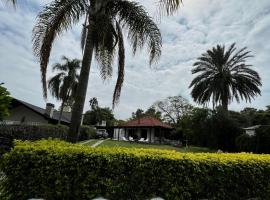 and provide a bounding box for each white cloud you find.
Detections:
[0,0,270,120]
